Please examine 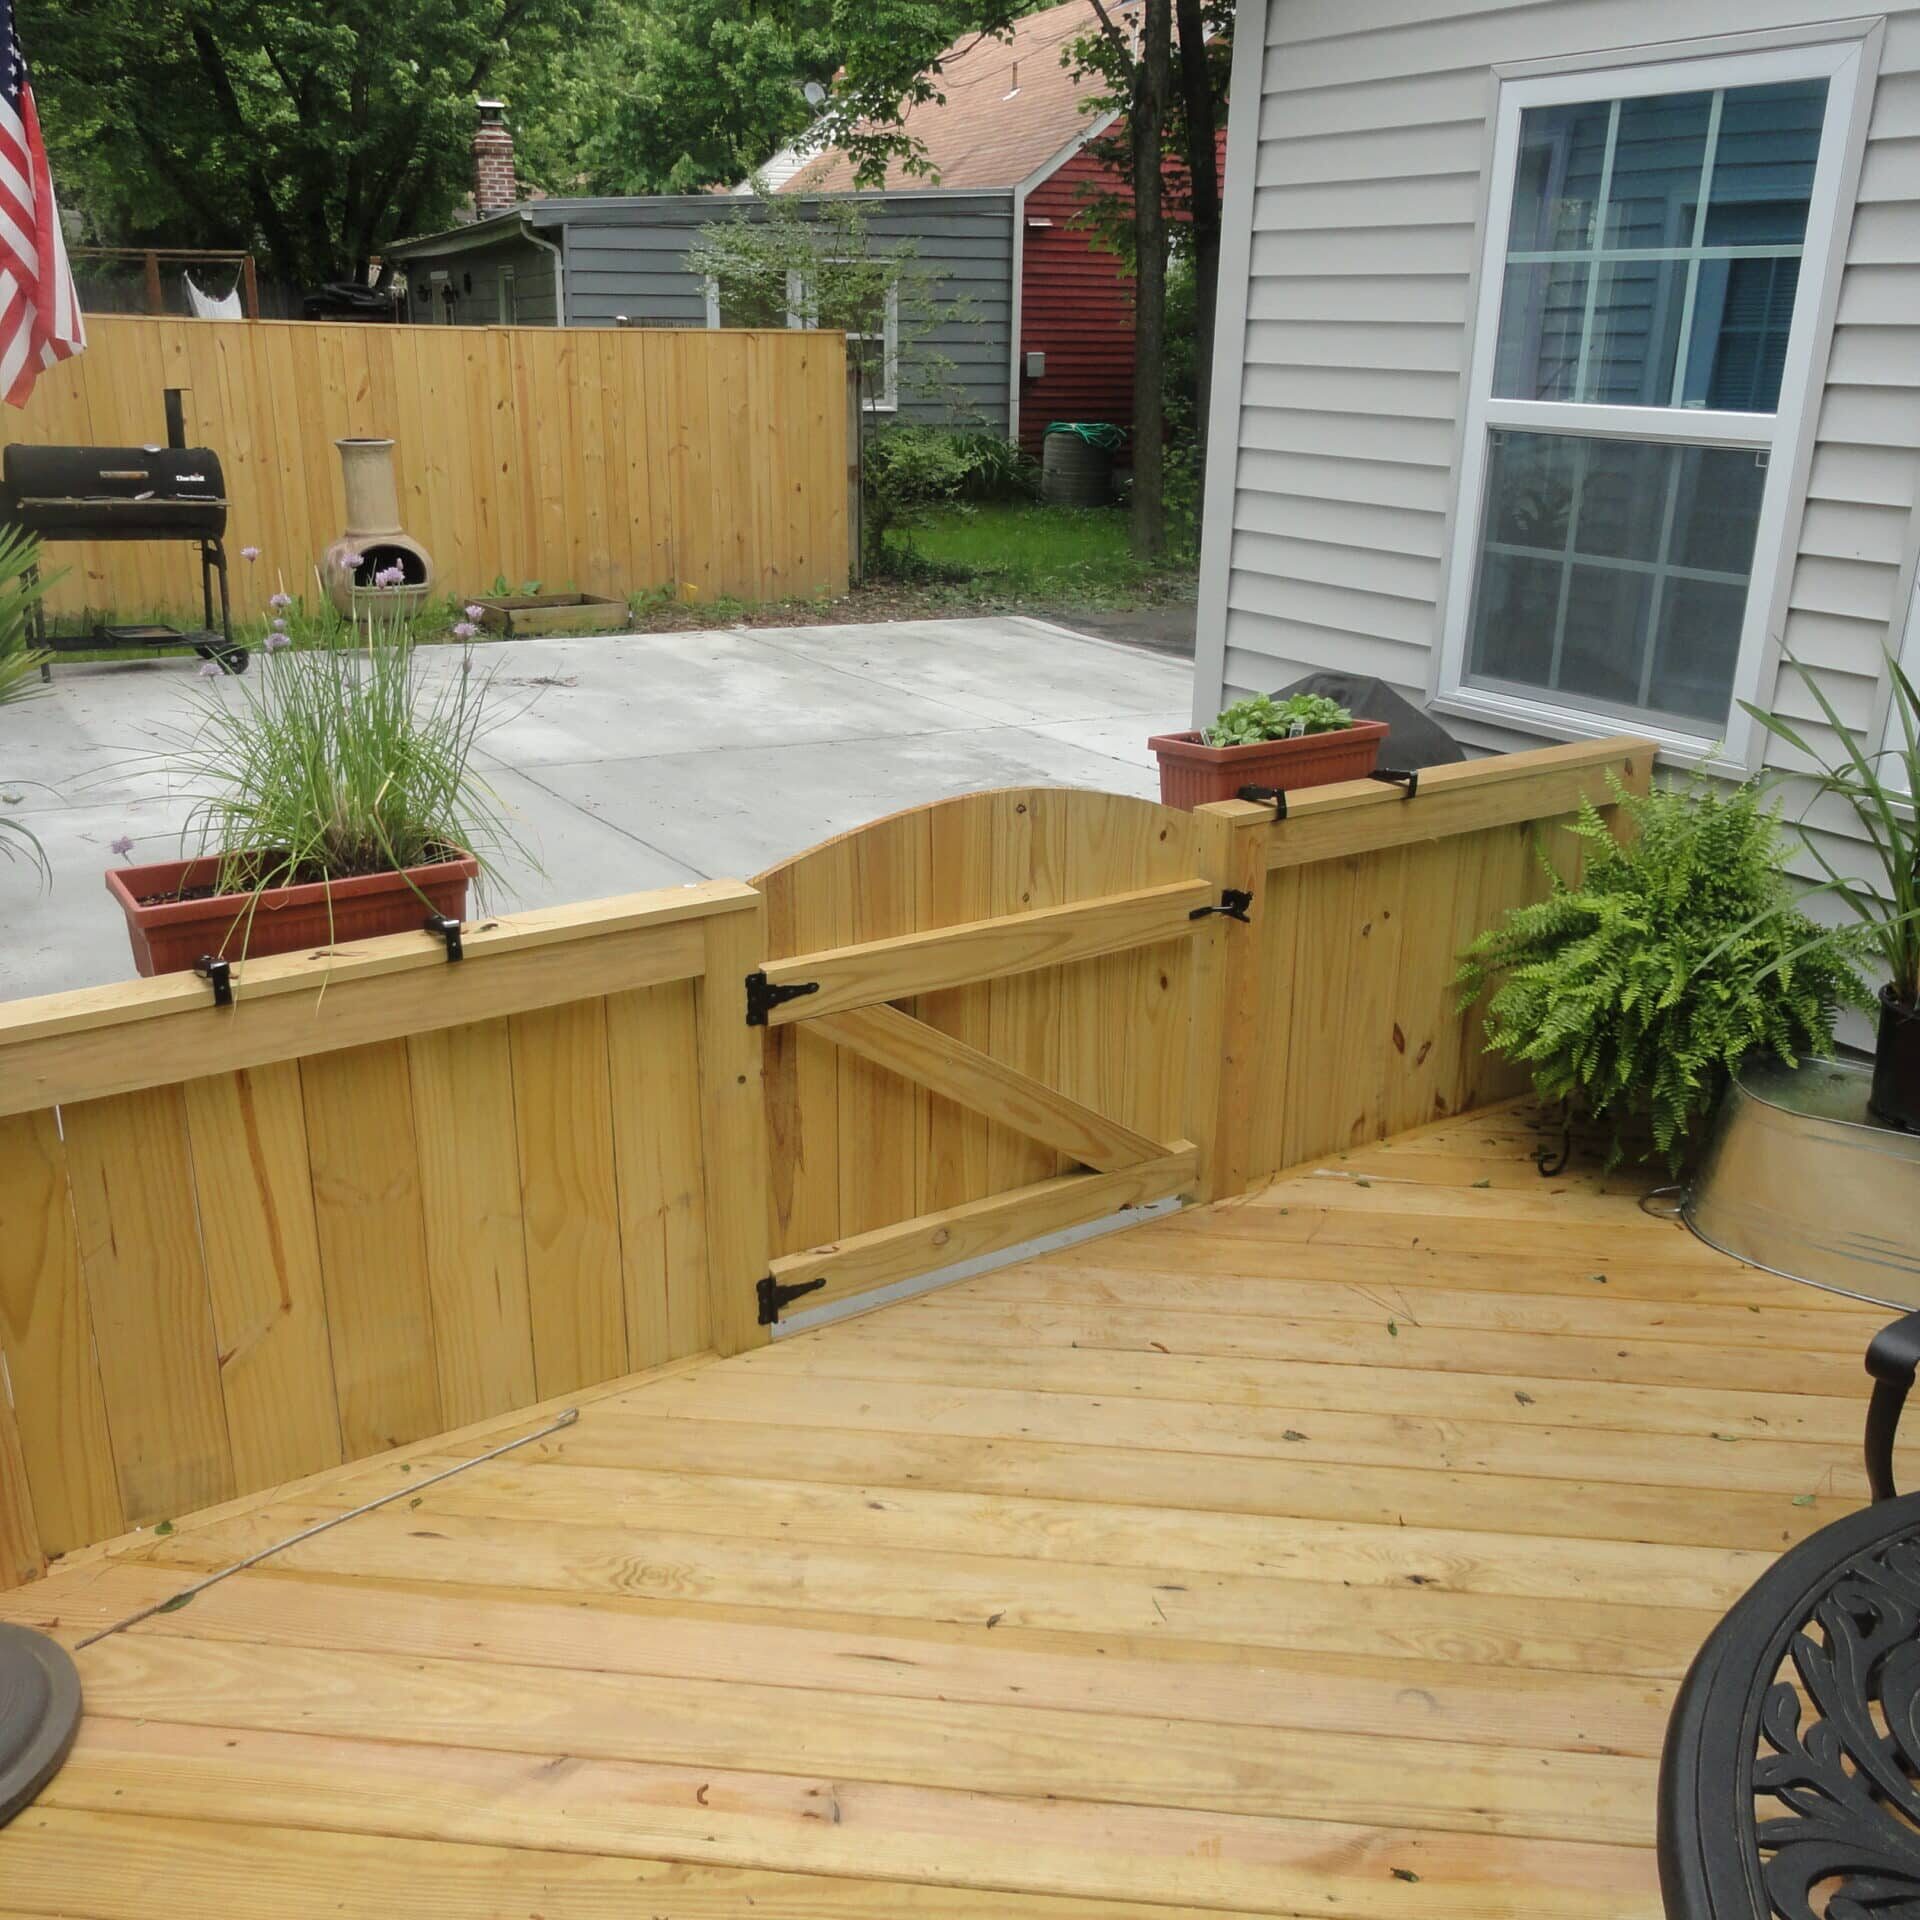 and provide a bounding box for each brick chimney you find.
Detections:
[472,100,518,217]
